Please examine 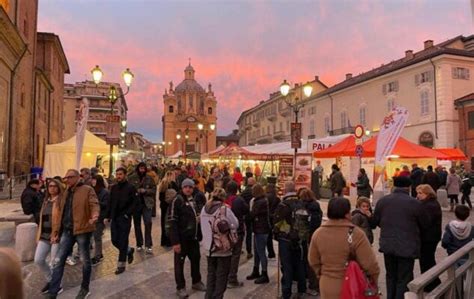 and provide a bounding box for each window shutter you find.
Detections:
[415,74,420,86]
[452,67,458,79]
[394,81,399,92]
[382,84,387,95]
[466,69,470,80]
[428,70,434,82]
